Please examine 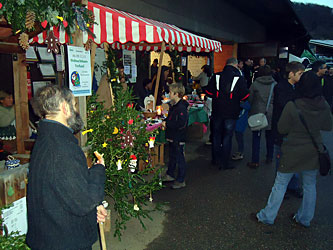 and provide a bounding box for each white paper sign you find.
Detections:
[123,49,136,83]
[131,65,137,78]
[1,197,27,235]
[67,45,92,97]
